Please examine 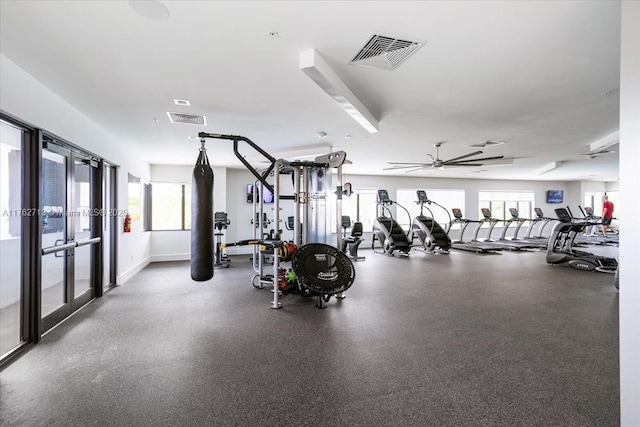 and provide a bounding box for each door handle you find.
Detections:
[54,239,65,258]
